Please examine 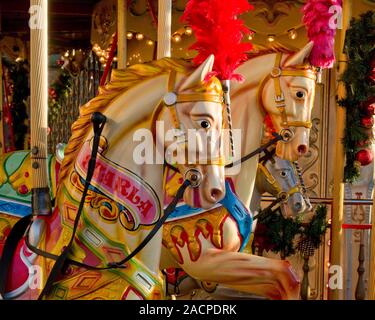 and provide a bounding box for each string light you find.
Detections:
[172,34,182,43]
[147,40,154,46]
[184,26,193,36]
[267,34,276,42]
[247,31,255,41]
[126,32,133,40]
[288,28,298,40]
[136,33,144,41]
